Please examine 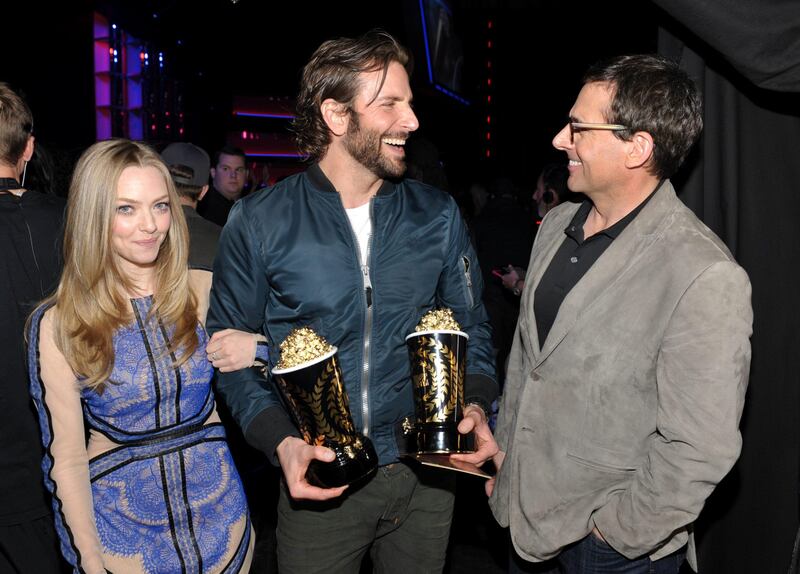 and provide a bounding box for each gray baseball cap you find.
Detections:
[161,143,210,186]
